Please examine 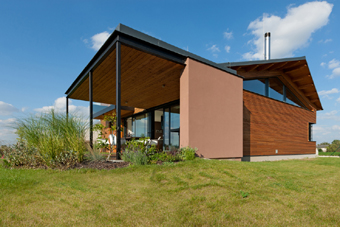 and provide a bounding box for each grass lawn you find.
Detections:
[1,158,340,226]
[318,151,340,156]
